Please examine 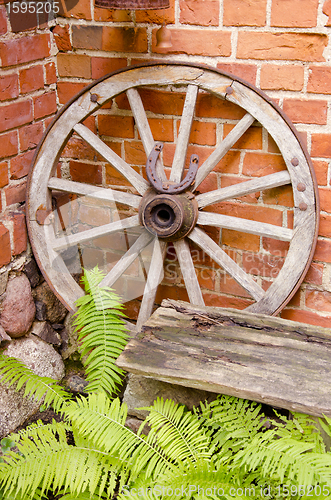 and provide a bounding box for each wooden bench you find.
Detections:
[117,299,331,417]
